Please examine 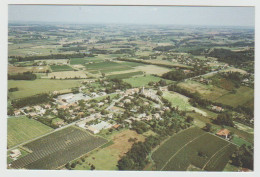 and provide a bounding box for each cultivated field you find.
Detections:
[8,79,81,100]
[107,71,144,79]
[152,127,236,171]
[11,126,107,169]
[8,116,53,148]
